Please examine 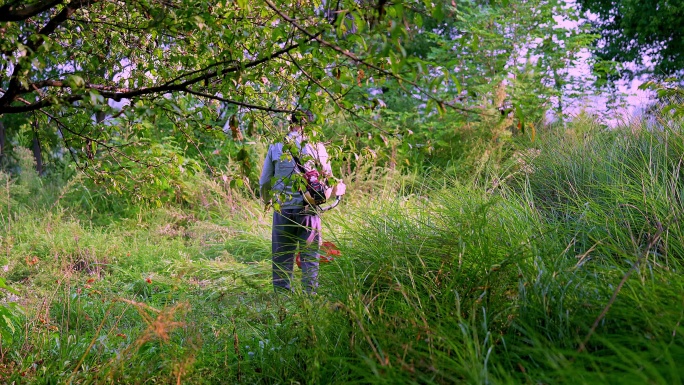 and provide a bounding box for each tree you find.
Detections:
[578,0,684,80]
[0,0,465,118]
[319,0,595,176]
[0,0,464,193]
[0,0,593,201]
